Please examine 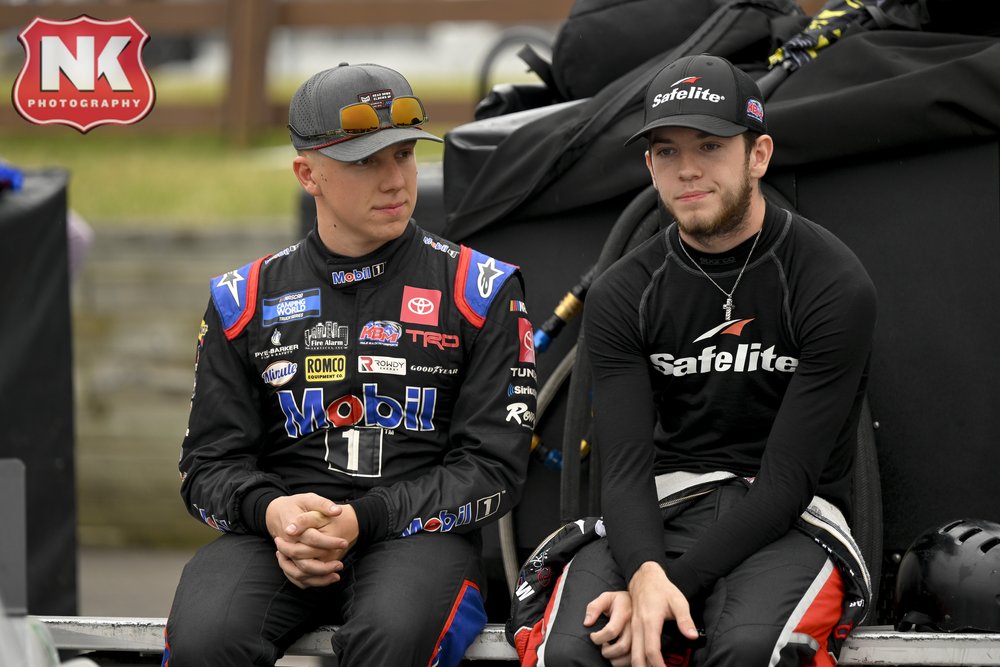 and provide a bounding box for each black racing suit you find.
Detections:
[164,222,536,667]
[534,202,876,666]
